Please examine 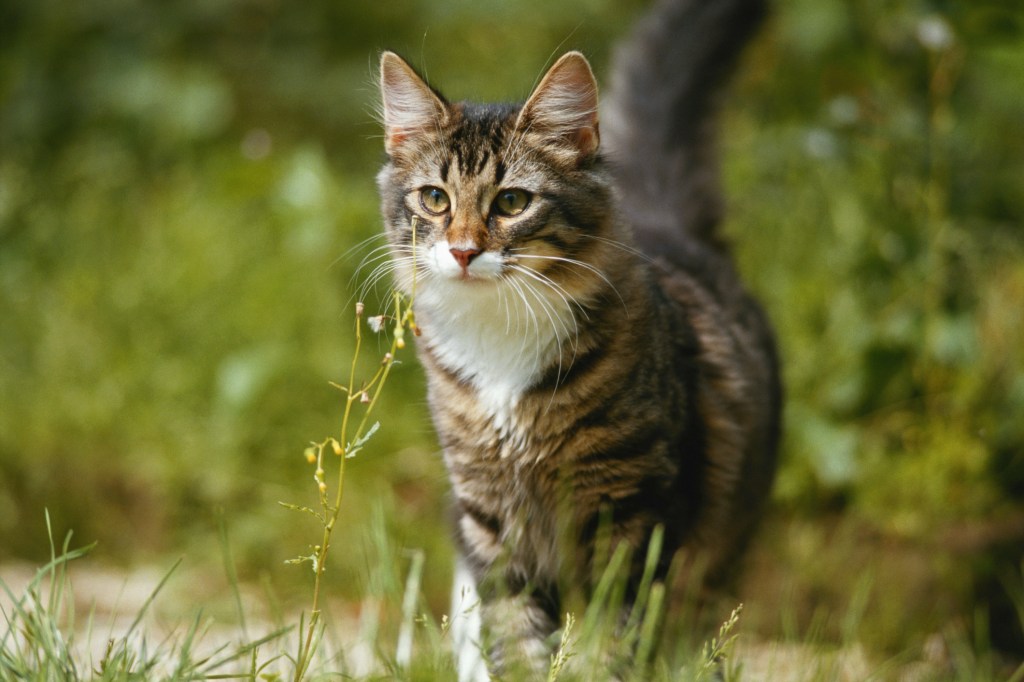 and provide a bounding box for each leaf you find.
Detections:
[277,501,325,523]
[284,553,319,573]
[345,421,381,459]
